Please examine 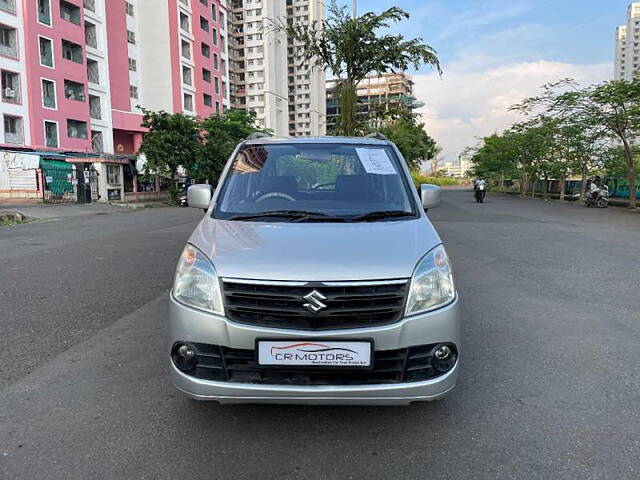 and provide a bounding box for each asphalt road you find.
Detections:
[1,192,639,480]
